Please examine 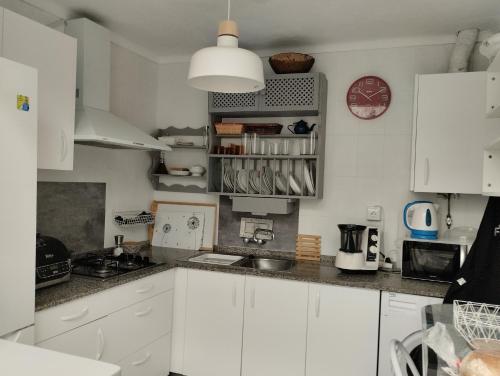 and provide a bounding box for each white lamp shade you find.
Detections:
[188,45,265,93]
